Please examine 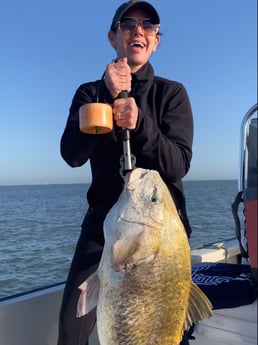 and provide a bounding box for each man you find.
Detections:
[58,1,193,344]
